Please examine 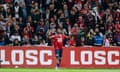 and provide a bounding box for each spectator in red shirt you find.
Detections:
[71,23,79,41]
[115,21,120,32]
[22,22,34,38]
[68,35,76,46]
[114,9,120,21]
[4,0,11,3]
[108,34,114,46]
[77,15,85,29]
